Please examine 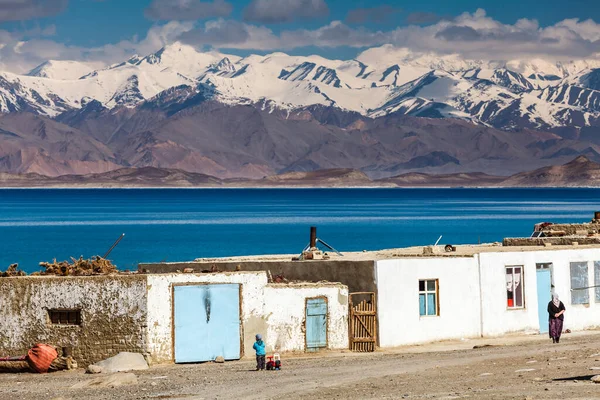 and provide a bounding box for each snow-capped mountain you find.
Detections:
[0,42,600,134]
